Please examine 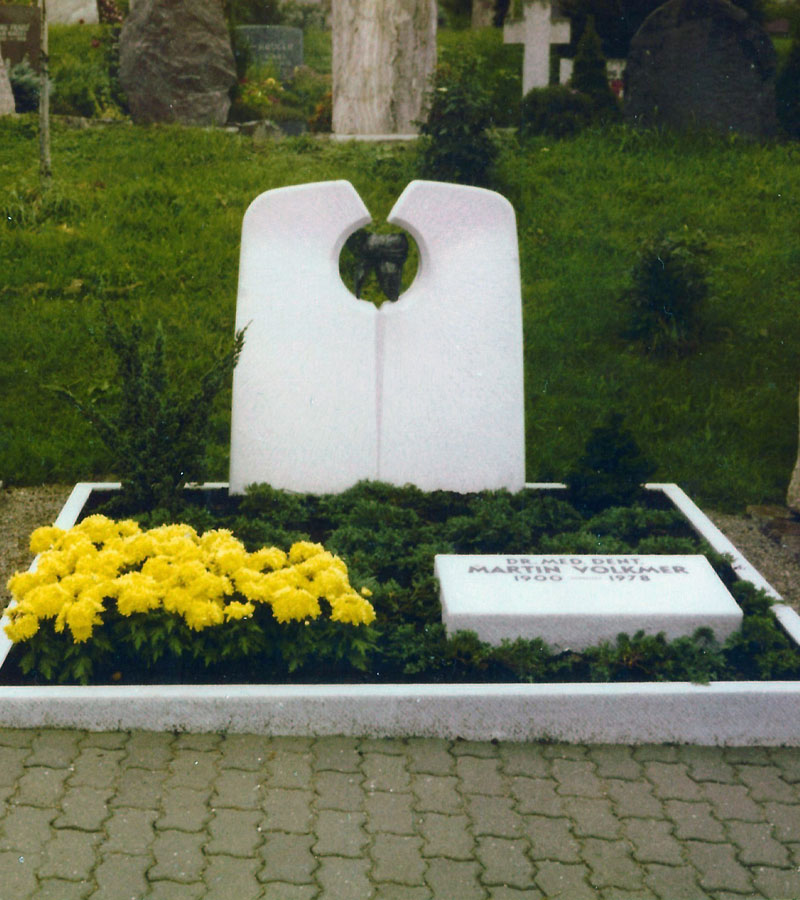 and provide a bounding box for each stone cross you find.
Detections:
[229,180,525,495]
[332,0,437,135]
[503,0,571,94]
